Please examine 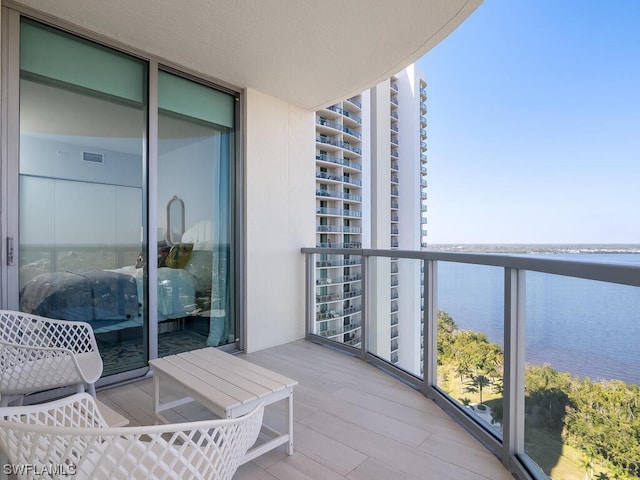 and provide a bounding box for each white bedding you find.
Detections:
[110,266,197,323]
